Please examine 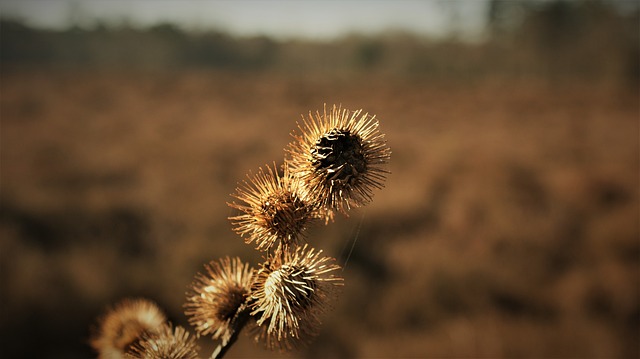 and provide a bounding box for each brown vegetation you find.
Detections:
[2,67,637,358]
[1,2,638,357]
